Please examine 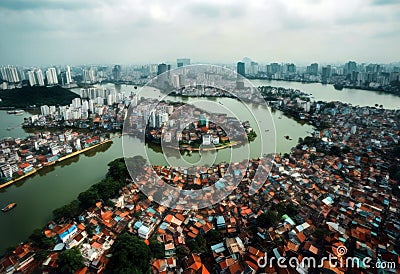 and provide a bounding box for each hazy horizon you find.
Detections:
[1,0,399,66]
